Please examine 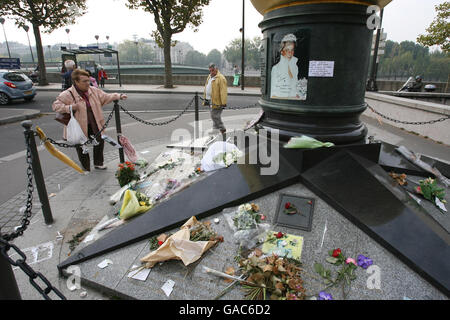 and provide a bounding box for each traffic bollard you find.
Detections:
[114,101,125,163]
[194,92,199,140]
[21,120,53,225]
[0,236,22,300]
